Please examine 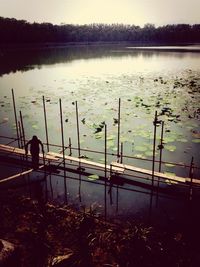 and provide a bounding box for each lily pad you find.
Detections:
[165,145,176,152]
[134,154,147,159]
[192,139,200,143]
[177,138,187,143]
[164,136,175,143]
[32,124,39,130]
[95,134,103,139]
[88,174,99,181]
[107,135,115,141]
[165,163,175,168]
[144,151,153,157]
[134,146,148,152]
[107,140,115,148]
